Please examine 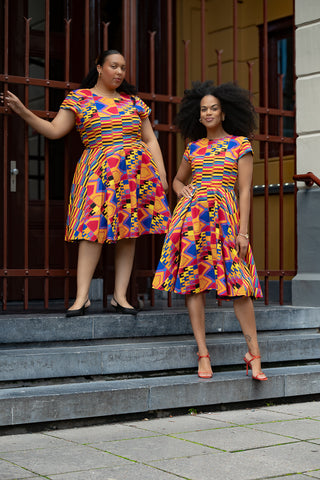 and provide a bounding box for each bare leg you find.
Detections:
[68,240,103,311]
[233,296,267,379]
[186,292,213,376]
[112,238,136,309]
